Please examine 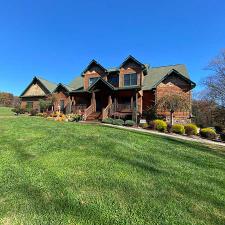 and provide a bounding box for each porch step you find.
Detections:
[86,112,102,121]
